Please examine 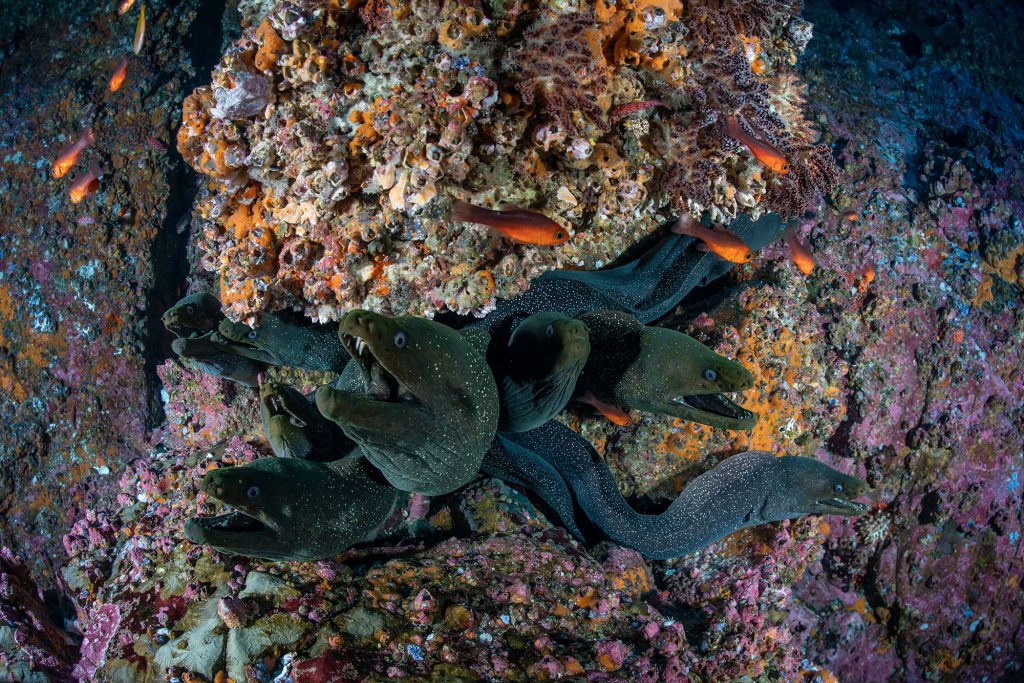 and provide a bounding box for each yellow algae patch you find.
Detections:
[975,243,1024,306]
